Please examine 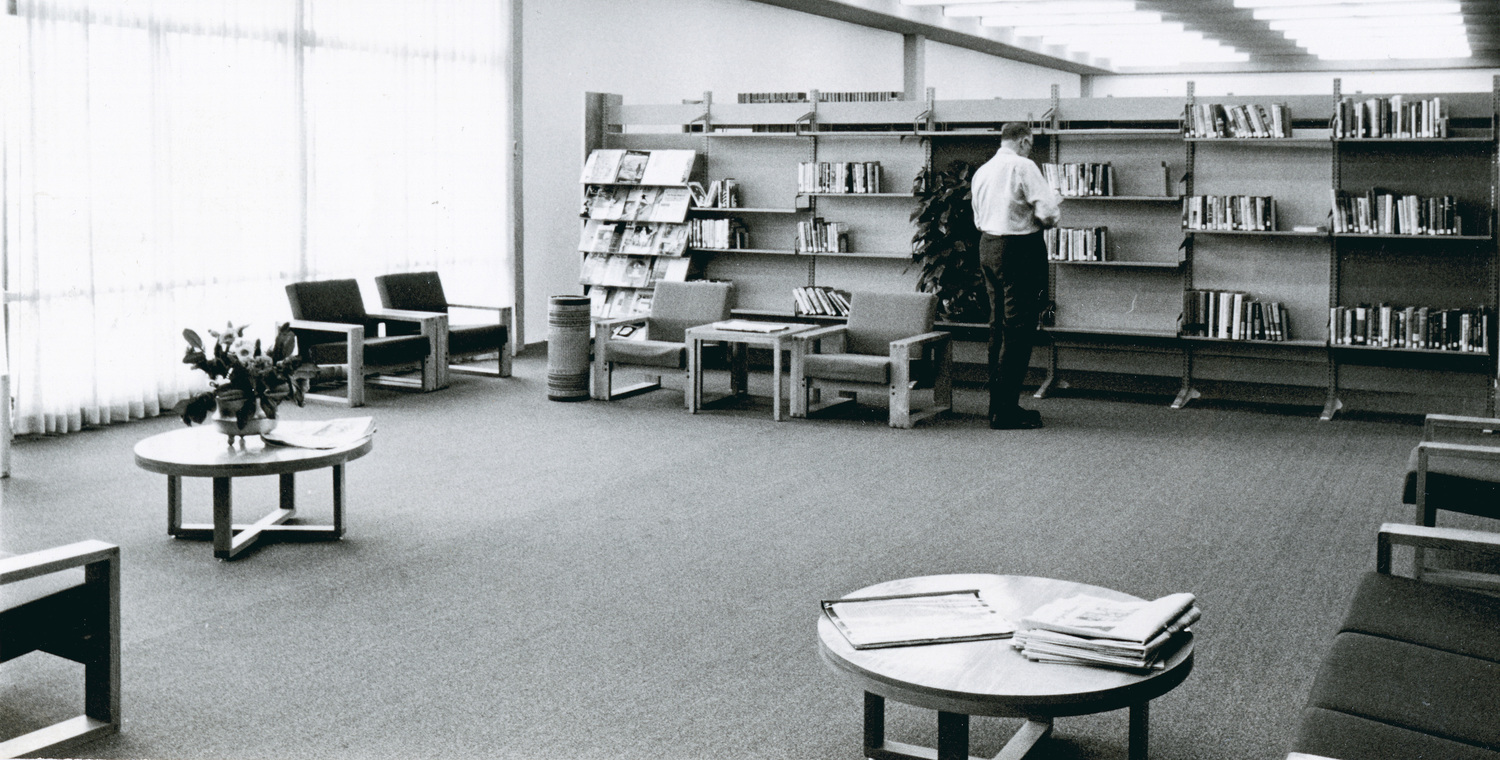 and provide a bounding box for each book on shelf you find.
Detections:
[1330,303,1490,353]
[1045,227,1109,262]
[737,90,902,104]
[797,161,883,194]
[687,179,739,209]
[822,589,1016,650]
[1043,162,1113,197]
[1183,195,1277,232]
[1011,592,1198,672]
[262,417,376,449]
[1183,290,1290,342]
[793,286,849,316]
[1334,95,1449,140]
[797,218,849,253]
[1330,189,1462,236]
[1187,103,1290,139]
[689,217,749,250]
